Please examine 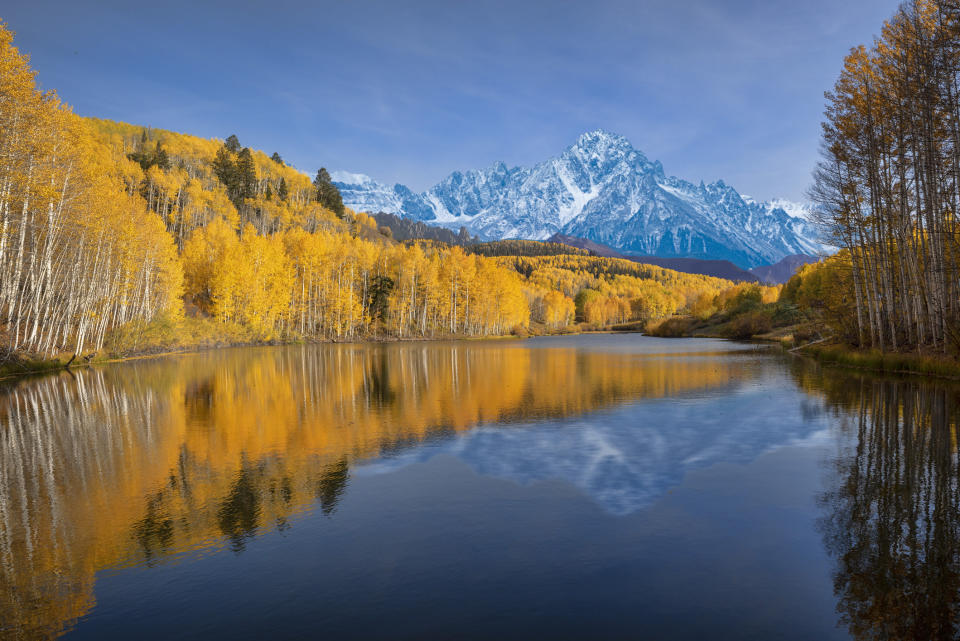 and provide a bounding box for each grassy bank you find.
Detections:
[646,305,798,341]
[0,316,268,381]
[0,356,78,381]
[644,284,798,341]
[795,343,960,380]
